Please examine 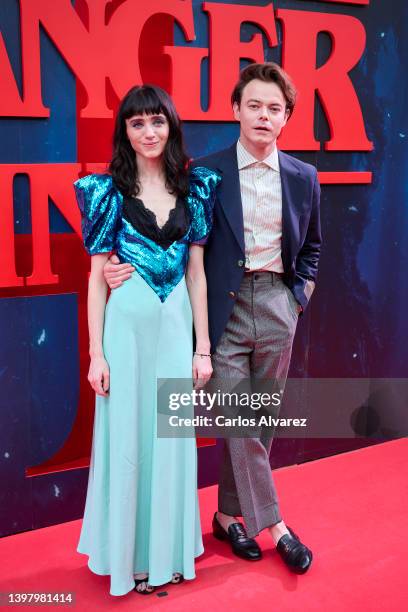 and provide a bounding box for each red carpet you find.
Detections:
[1,439,407,611]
